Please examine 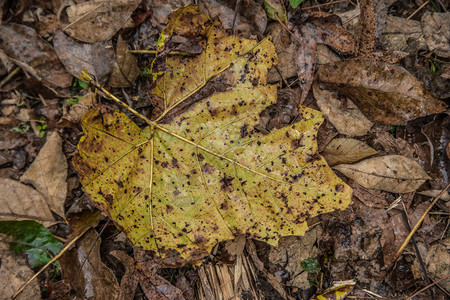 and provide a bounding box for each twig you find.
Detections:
[12,232,85,299]
[393,183,450,262]
[407,0,431,20]
[407,273,450,300]
[302,0,348,10]
[0,66,20,88]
